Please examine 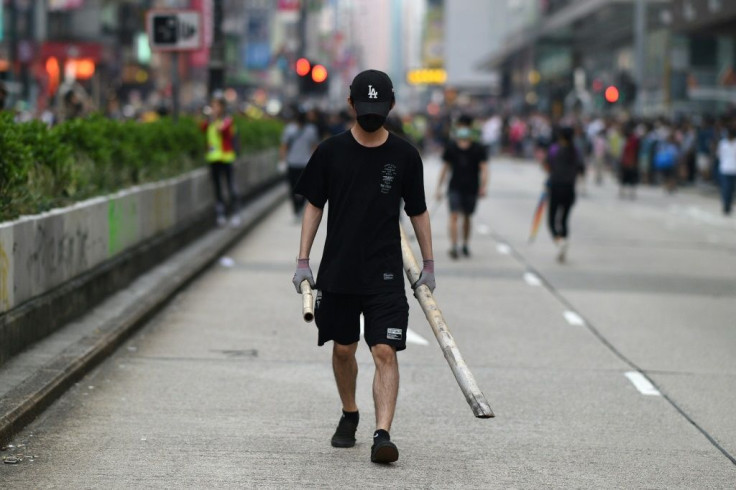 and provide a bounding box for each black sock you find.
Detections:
[373,429,390,442]
[342,410,359,425]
